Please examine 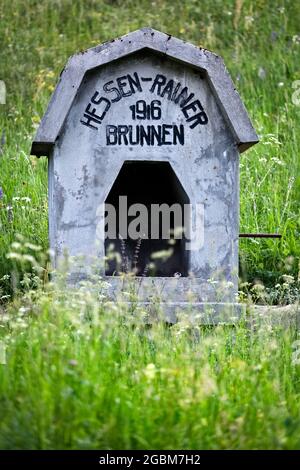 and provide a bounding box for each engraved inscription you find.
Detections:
[80,71,208,145]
